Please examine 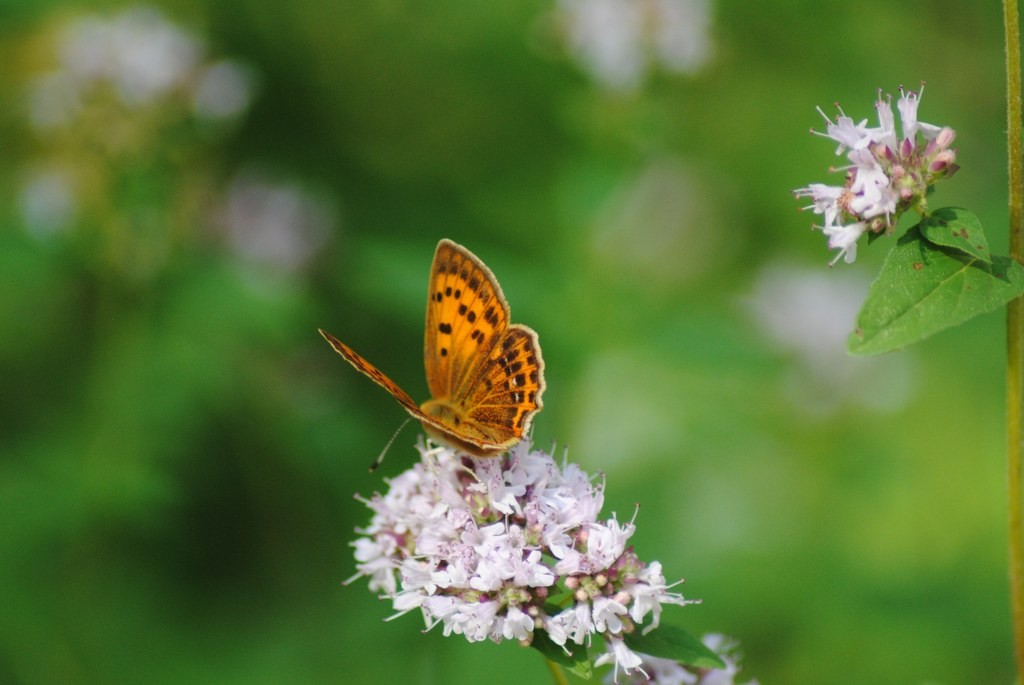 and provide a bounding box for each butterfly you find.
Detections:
[319,239,545,457]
